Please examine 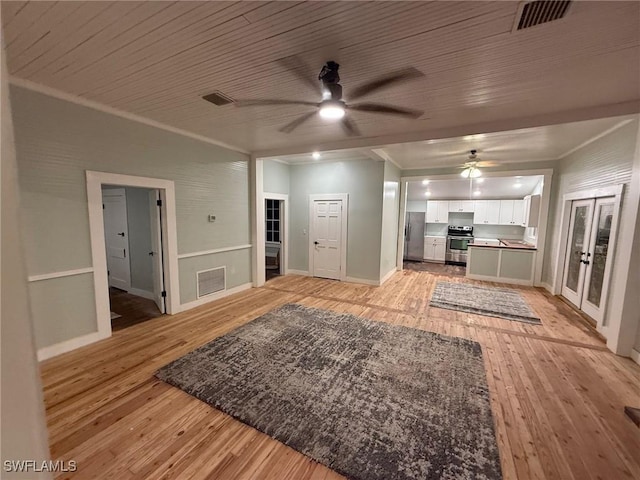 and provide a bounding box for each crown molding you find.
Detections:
[9,76,250,155]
